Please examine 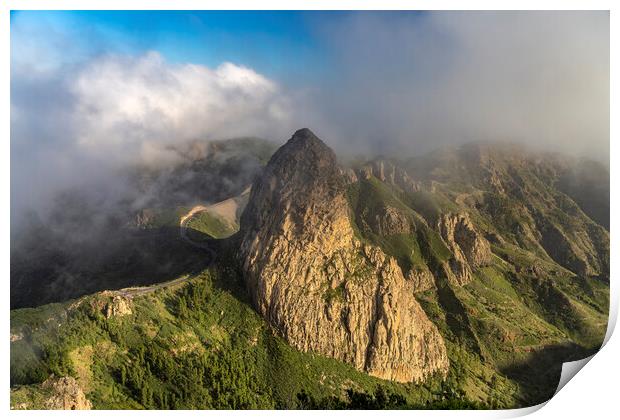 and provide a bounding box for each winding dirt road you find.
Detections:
[179,185,250,254]
[110,188,251,299]
[179,205,217,260]
[117,275,192,298]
